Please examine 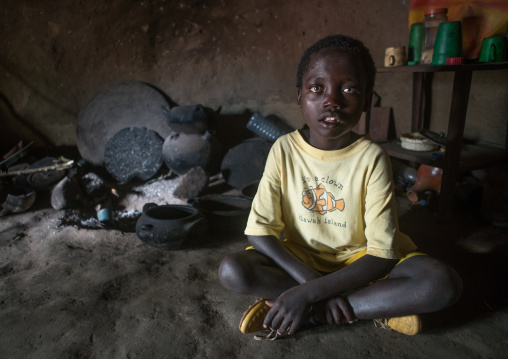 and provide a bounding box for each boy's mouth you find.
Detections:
[320,116,342,126]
